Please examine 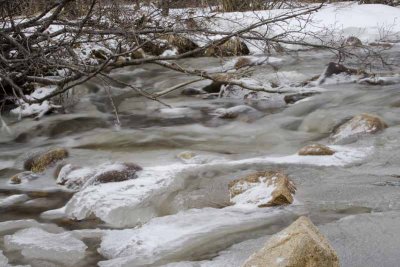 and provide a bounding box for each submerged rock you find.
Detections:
[24,147,69,173]
[4,227,87,265]
[331,113,388,144]
[298,144,335,156]
[243,216,339,267]
[205,37,250,57]
[9,171,39,184]
[229,171,296,208]
[214,105,258,119]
